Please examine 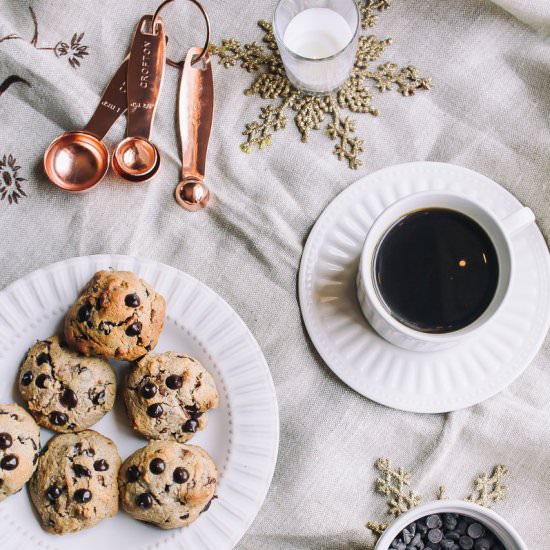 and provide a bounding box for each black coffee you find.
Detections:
[373,208,499,333]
